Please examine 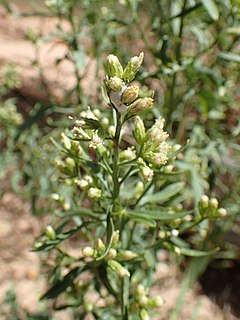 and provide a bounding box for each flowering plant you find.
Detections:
[36,53,226,320]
